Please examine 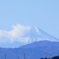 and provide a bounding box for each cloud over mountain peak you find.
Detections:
[0,24,58,48]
